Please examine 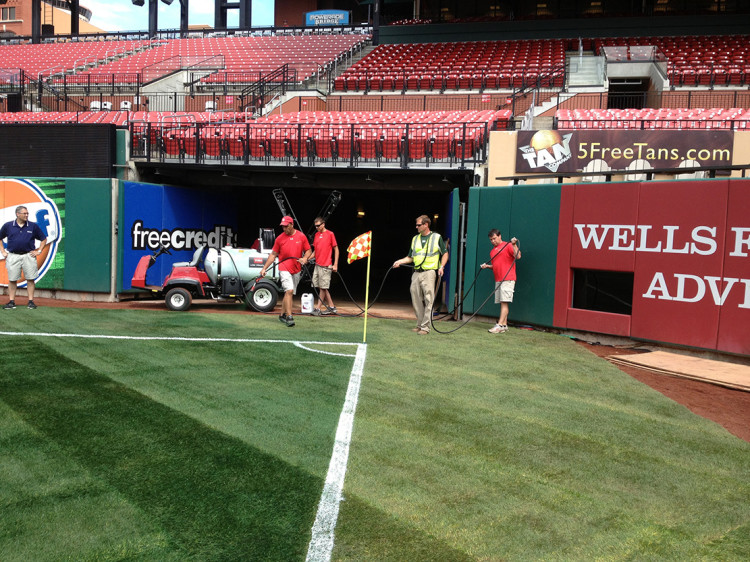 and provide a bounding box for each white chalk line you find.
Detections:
[306,342,367,562]
[2,329,364,560]
[0,331,358,354]
[293,342,357,357]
